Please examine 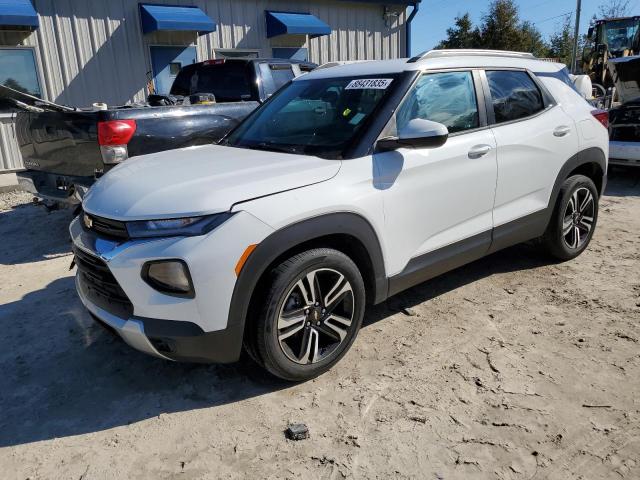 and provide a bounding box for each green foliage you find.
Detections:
[436,13,480,49]
[435,0,552,58]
